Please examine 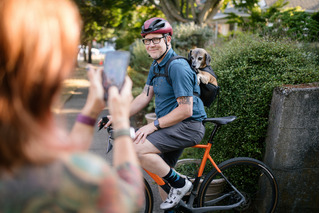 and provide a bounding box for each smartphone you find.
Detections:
[102,51,130,100]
